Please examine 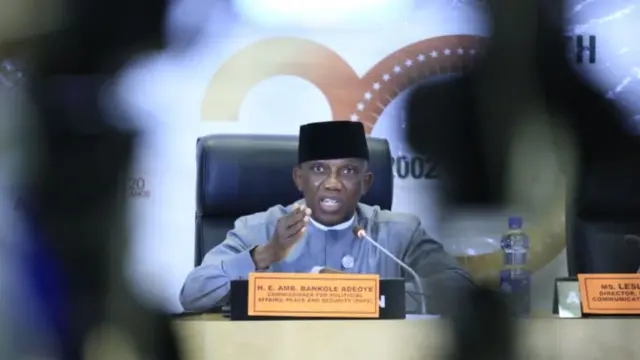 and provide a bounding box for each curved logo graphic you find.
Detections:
[201,35,566,280]
[202,35,485,128]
